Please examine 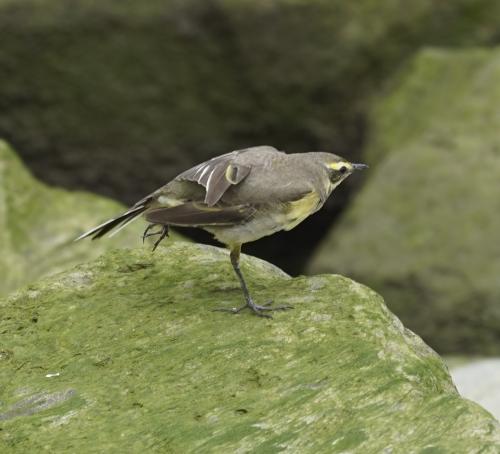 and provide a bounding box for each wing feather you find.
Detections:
[176,152,251,206]
[145,203,255,227]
